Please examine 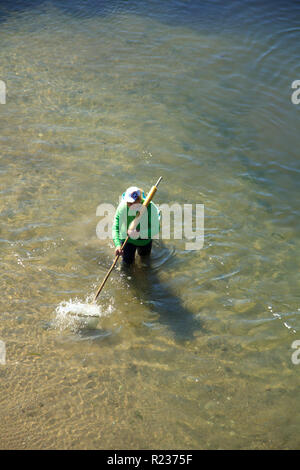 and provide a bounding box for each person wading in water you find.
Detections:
[112,186,160,265]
